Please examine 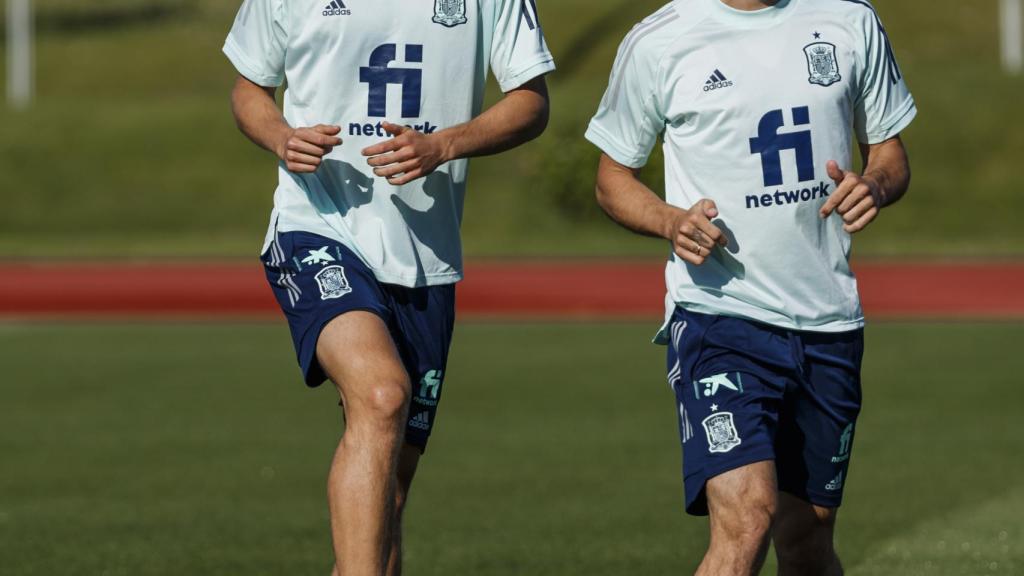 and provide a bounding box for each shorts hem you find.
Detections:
[685,451,776,516]
[300,306,391,388]
[788,488,845,510]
